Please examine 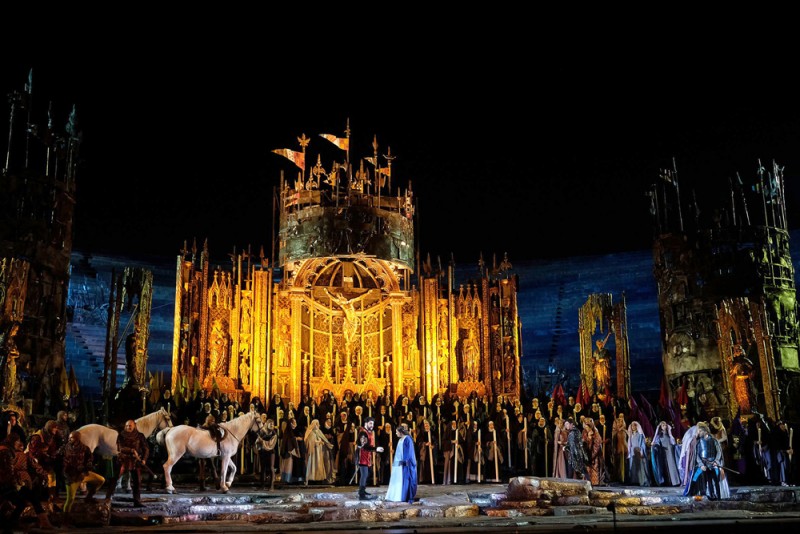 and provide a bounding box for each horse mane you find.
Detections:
[219,410,258,439]
[135,408,169,437]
